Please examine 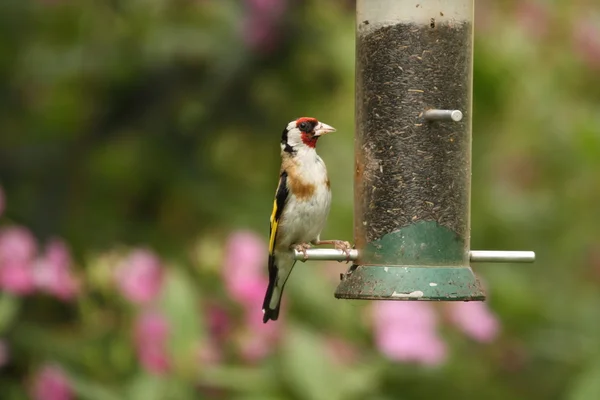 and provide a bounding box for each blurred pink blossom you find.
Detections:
[0,340,8,368]
[34,239,78,300]
[0,226,37,294]
[244,17,277,53]
[134,311,170,375]
[238,333,272,363]
[573,18,600,69]
[116,249,164,305]
[246,0,285,15]
[238,301,280,362]
[372,302,446,366]
[474,0,496,34]
[0,260,35,295]
[198,304,233,365]
[243,0,287,53]
[222,231,267,305]
[0,226,36,264]
[446,302,500,343]
[515,2,550,40]
[31,364,73,400]
[223,231,282,361]
[377,329,447,366]
[238,300,280,363]
[207,304,232,342]
[197,339,222,365]
[196,304,232,365]
[324,337,359,365]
